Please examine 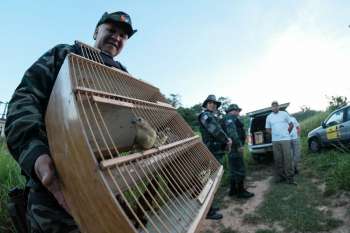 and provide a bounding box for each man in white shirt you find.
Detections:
[290,116,301,174]
[265,101,296,185]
